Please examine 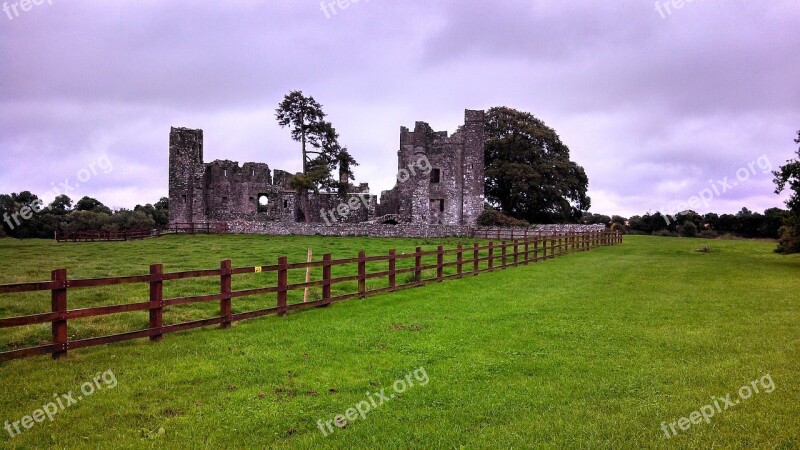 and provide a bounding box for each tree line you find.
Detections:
[0,193,168,239]
[582,208,788,239]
